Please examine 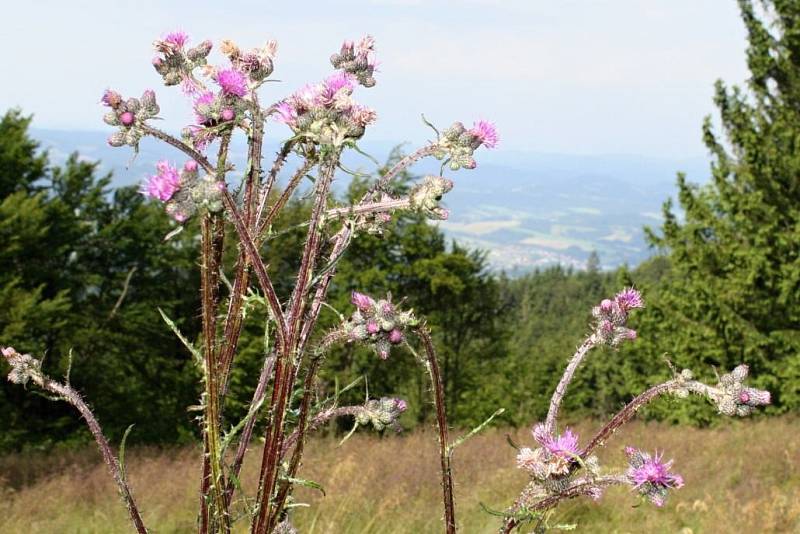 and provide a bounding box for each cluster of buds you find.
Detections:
[188,65,251,147]
[516,425,597,493]
[673,365,771,417]
[409,176,454,220]
[591,287,644,347]
[102,89,159,147]
[434,120,498,170]
[140,160,223,222]
[220,39,277,84]
[354,397,408,431]
[330,36,377,87]
[192,85,247,129]
[151,31,212,92]
[2,347,42,386]
[273,71,377,145]
[625,447,684,507]
[344,292,418,359]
